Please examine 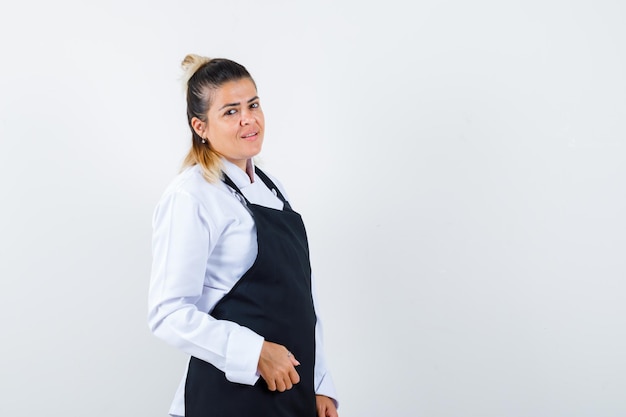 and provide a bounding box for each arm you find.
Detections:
[269,172,340,405]
[148,190,264,385]
[311,272,339,408]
